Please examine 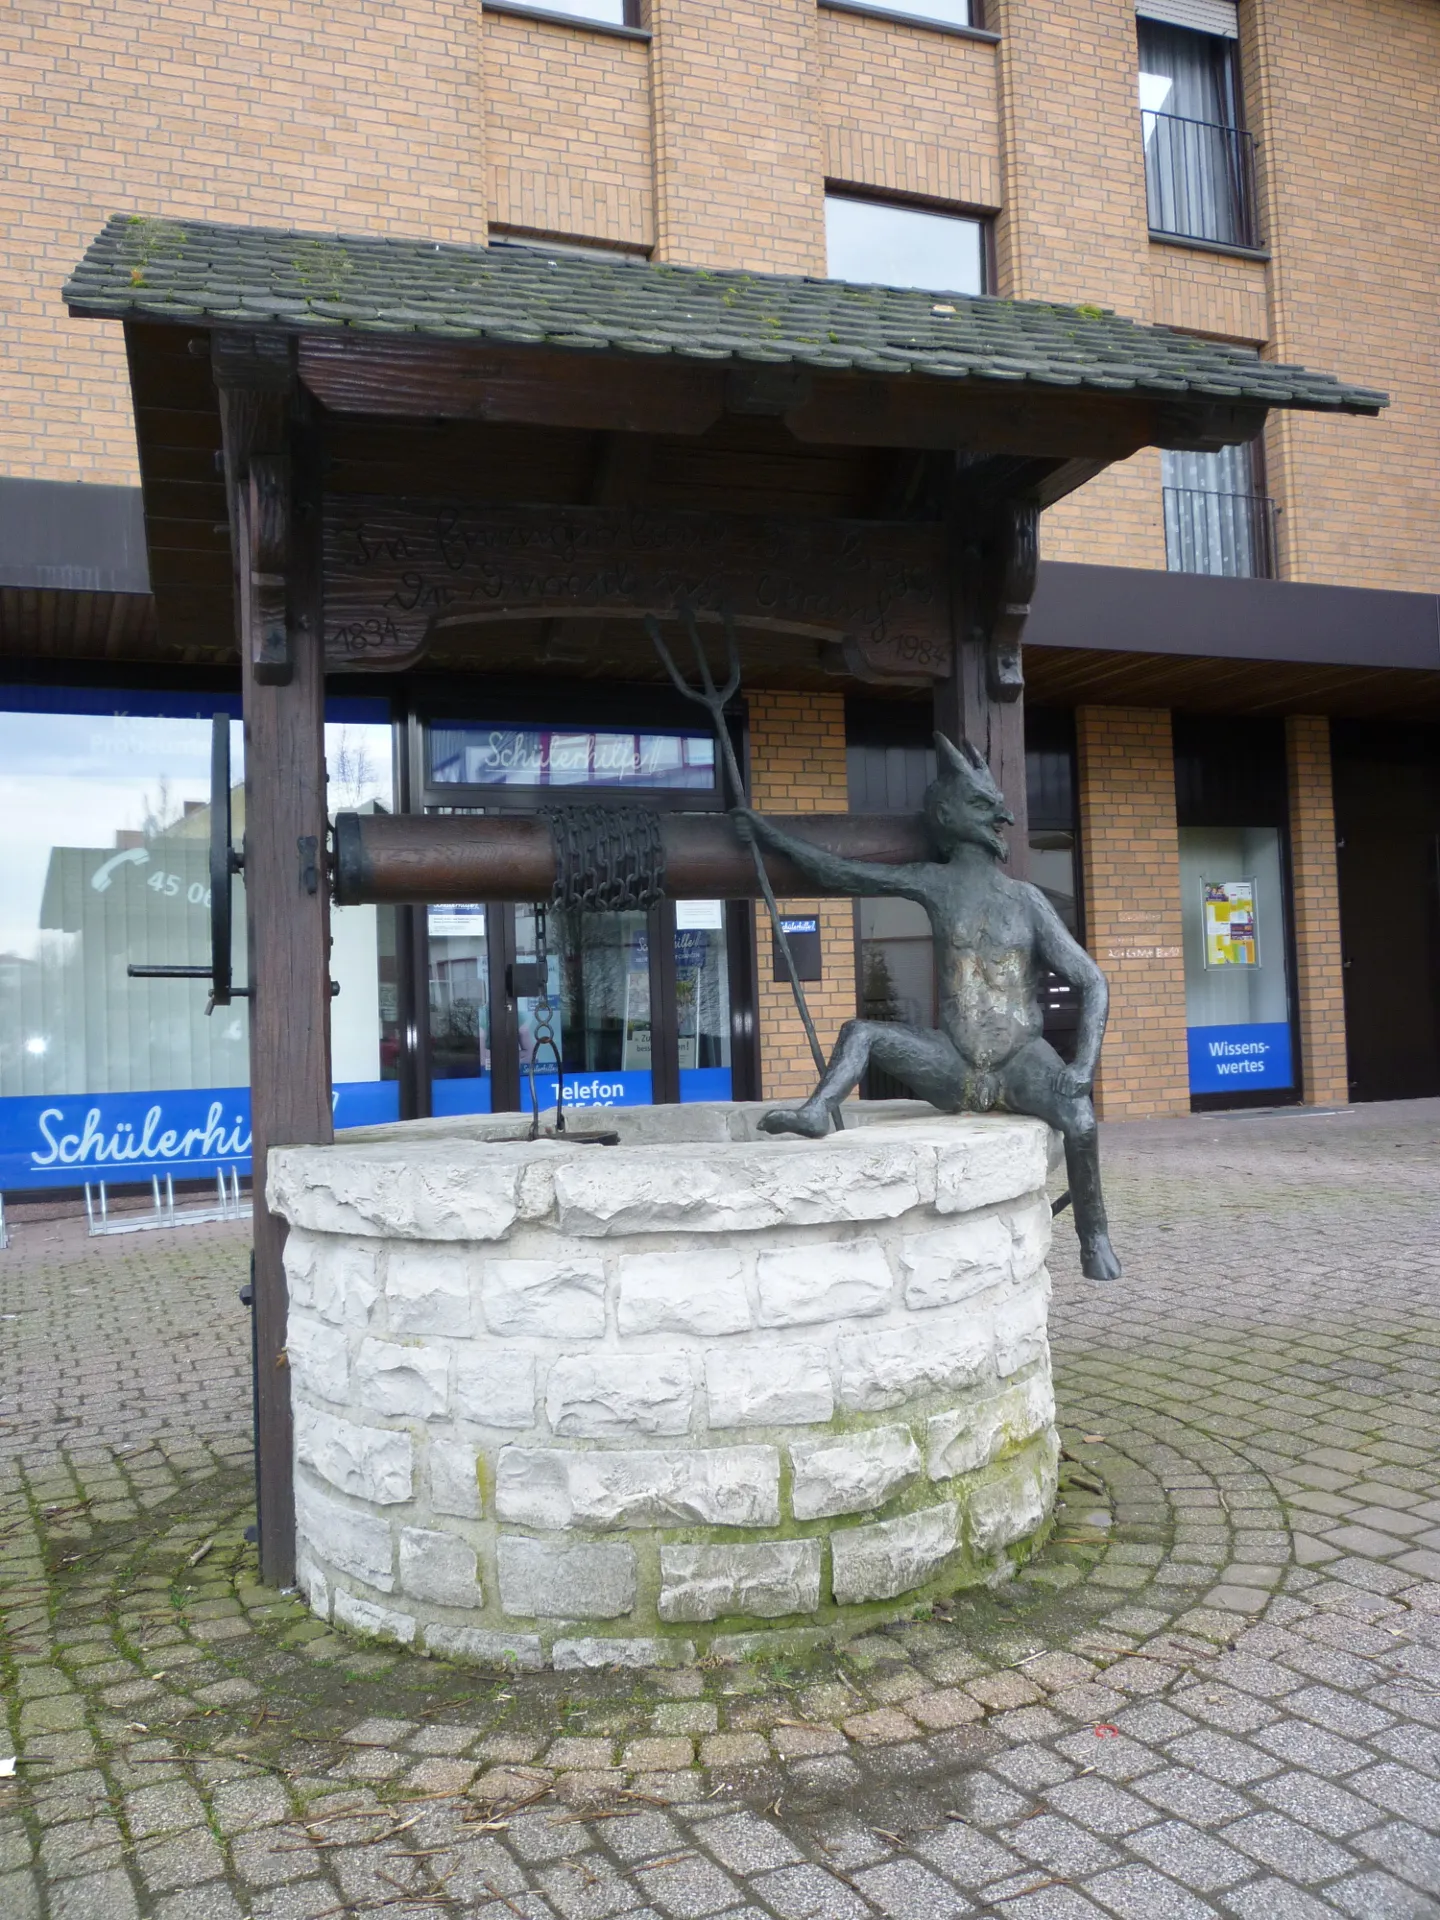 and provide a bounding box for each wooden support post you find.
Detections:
[215,334,333,1589]
[936,498,1037,882]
